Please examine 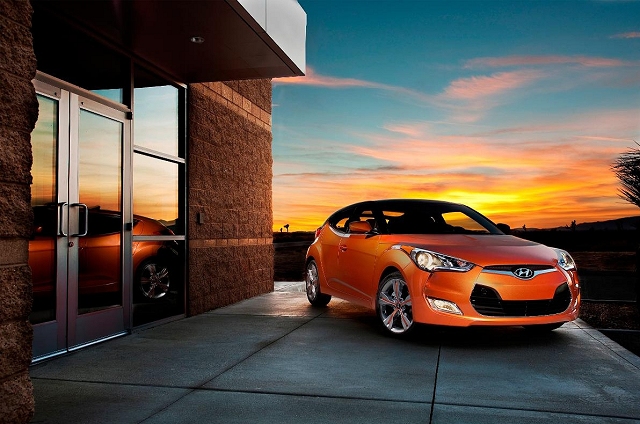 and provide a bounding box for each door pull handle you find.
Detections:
[58,202,68,237]
[70,203,89,236]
